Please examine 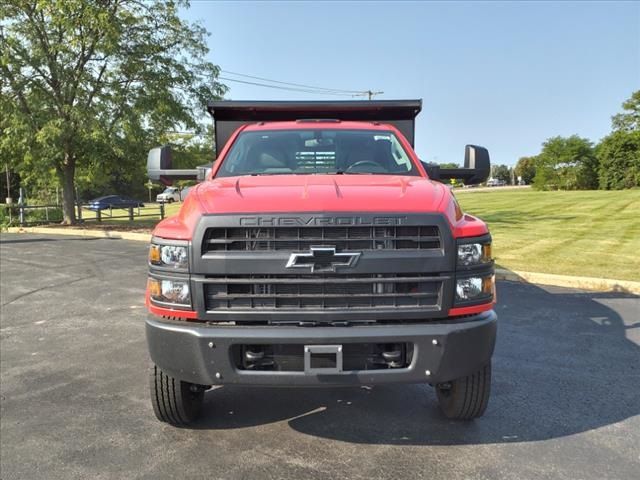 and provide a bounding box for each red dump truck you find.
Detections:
[145,100,496,426]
